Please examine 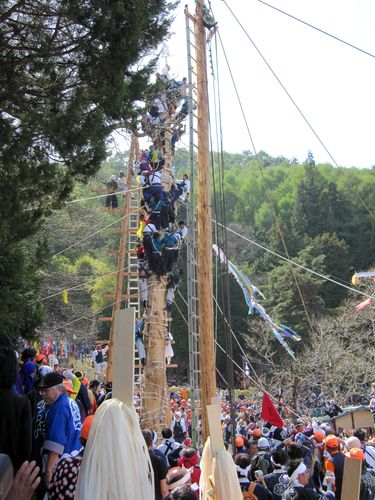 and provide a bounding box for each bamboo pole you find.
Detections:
[195,0,216,442]
[106,136,137,381]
